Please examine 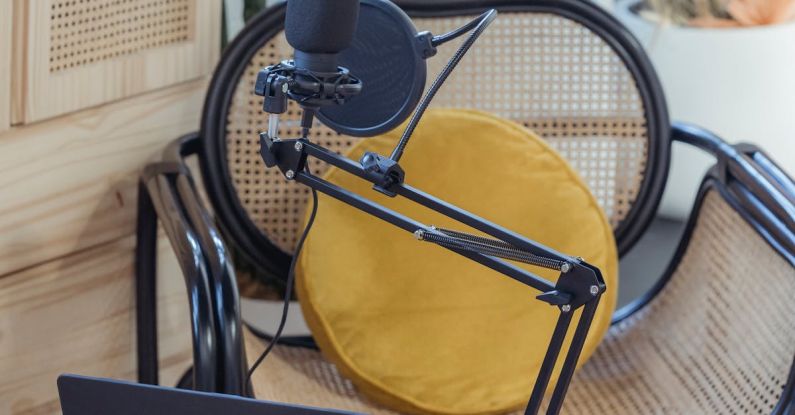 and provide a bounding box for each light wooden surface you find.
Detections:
[0,1,11,132]
[14,0,220,123]
[0,235,192,415]
[10,0,27,126]
[0,4,220,412]
[0,78,207,278]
